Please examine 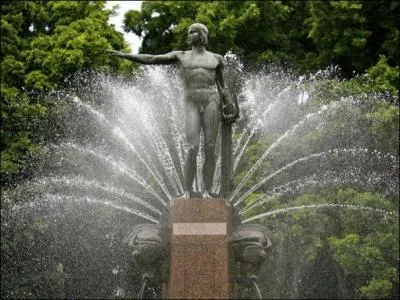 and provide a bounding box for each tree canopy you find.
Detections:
[123,1,399,80]
[1,1,129,184]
